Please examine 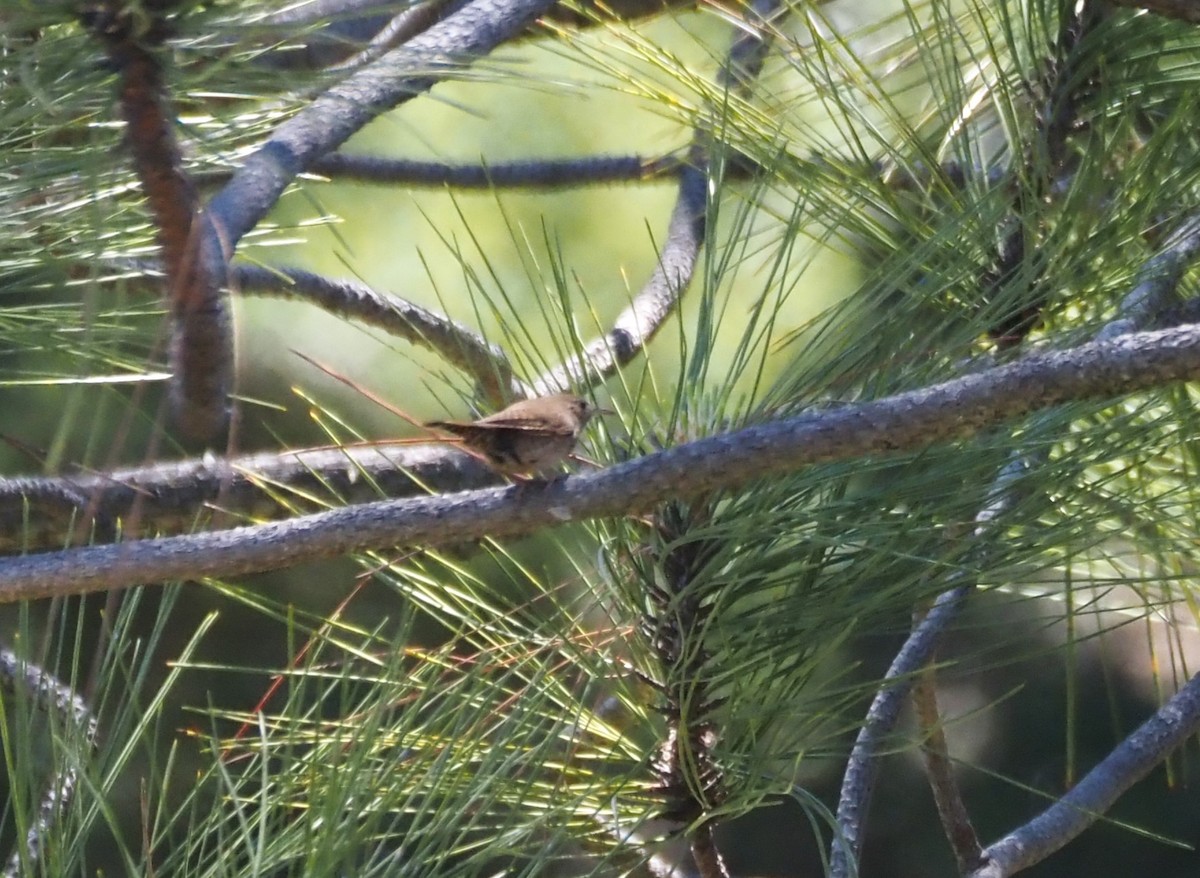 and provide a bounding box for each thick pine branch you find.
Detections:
[3,323,1200,597]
